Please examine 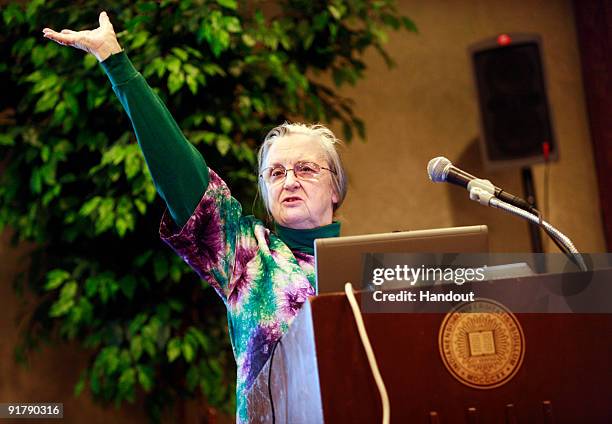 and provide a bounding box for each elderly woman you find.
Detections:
[43,11,347,423]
